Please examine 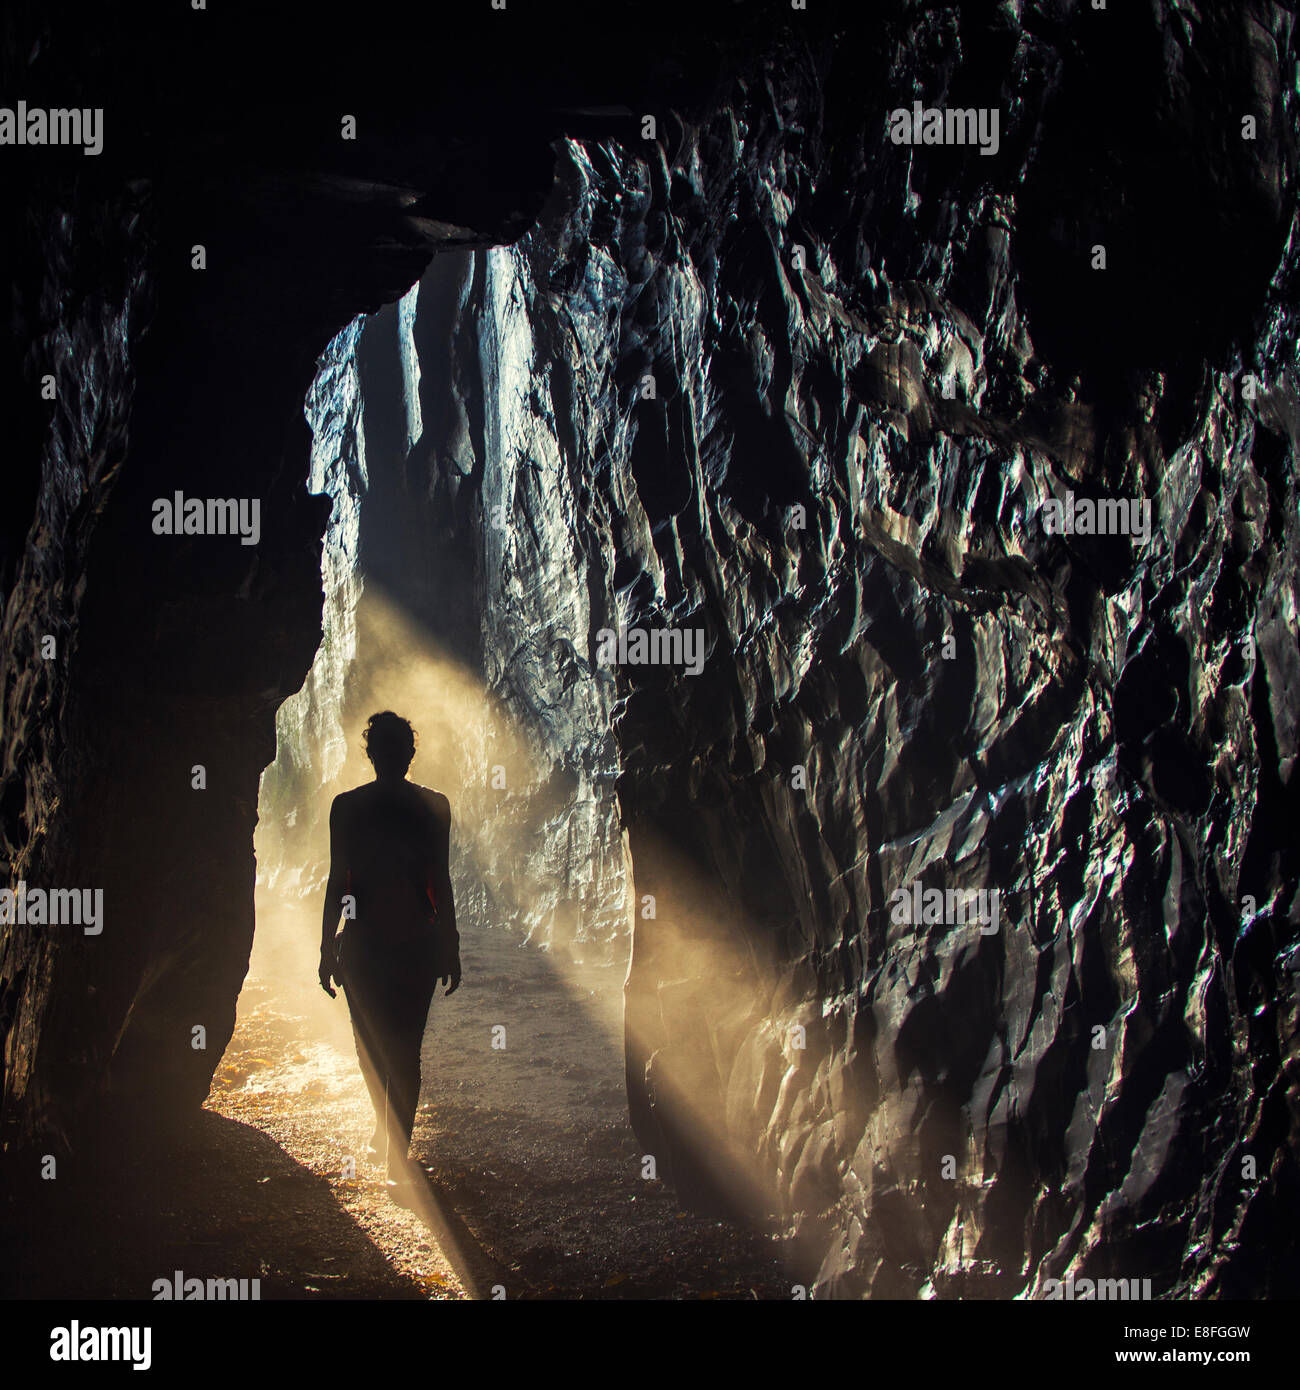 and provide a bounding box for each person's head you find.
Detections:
[363,711,417,780]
